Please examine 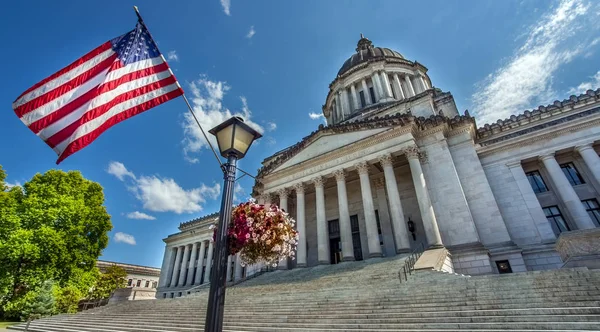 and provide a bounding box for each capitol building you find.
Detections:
[156,35,600,299]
